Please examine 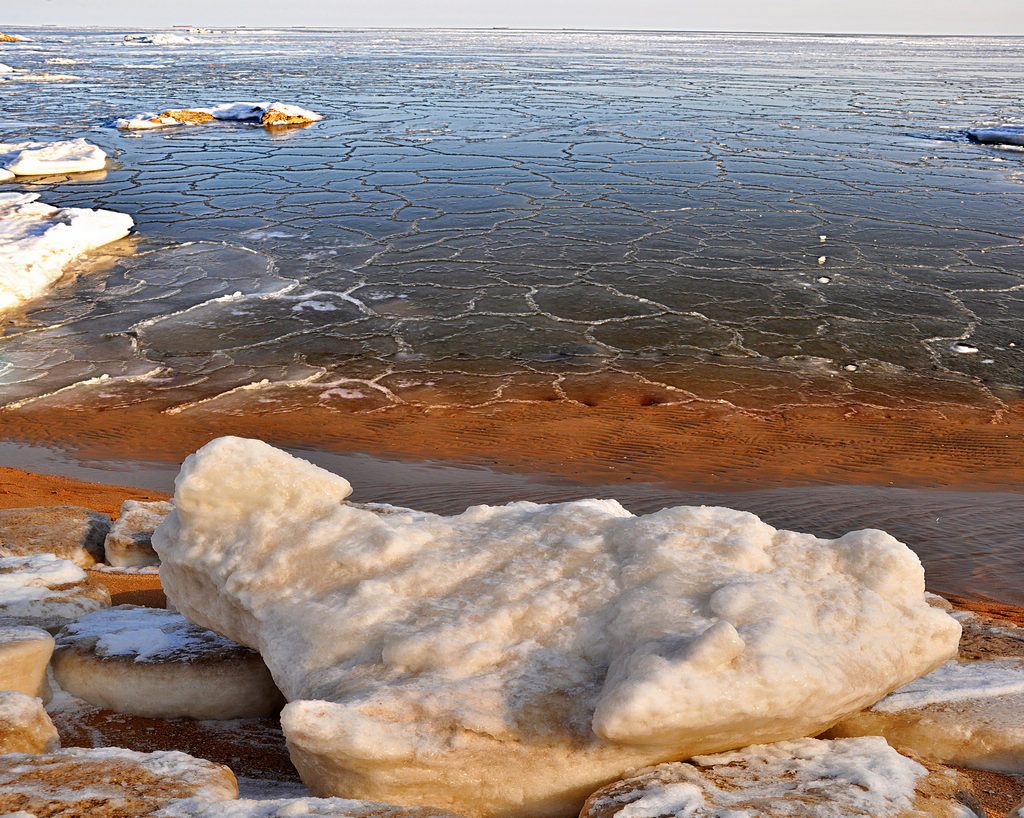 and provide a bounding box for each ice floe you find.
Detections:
[52,605,284,719]
[0,139,108,177]
[103,499,174,568]
[0,690,60,755]
[579,737,979,818]
[154,436,960,818]
[0,32,29,42]
[124,33,199,45]
[967,126,1024,147]
[116,101,323,130]
[828,659,1024,773]
[0,747,238,815]
[0,505,110,567]
[0,625,54,701]
[0,553,109,630]
[0,192,133,312]
[0,63,14,73]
